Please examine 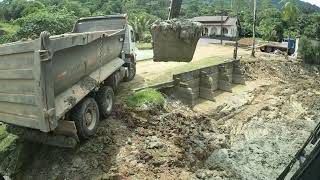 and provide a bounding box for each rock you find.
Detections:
[195,169,214,179]
[127,138,132,145]
[145,136,164,149]
[101,173,109,180]
[205,149,232,170]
